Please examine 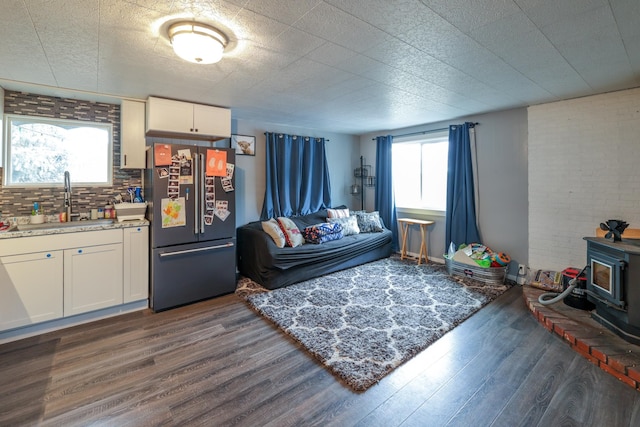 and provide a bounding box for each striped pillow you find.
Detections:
[327,208,349,219]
